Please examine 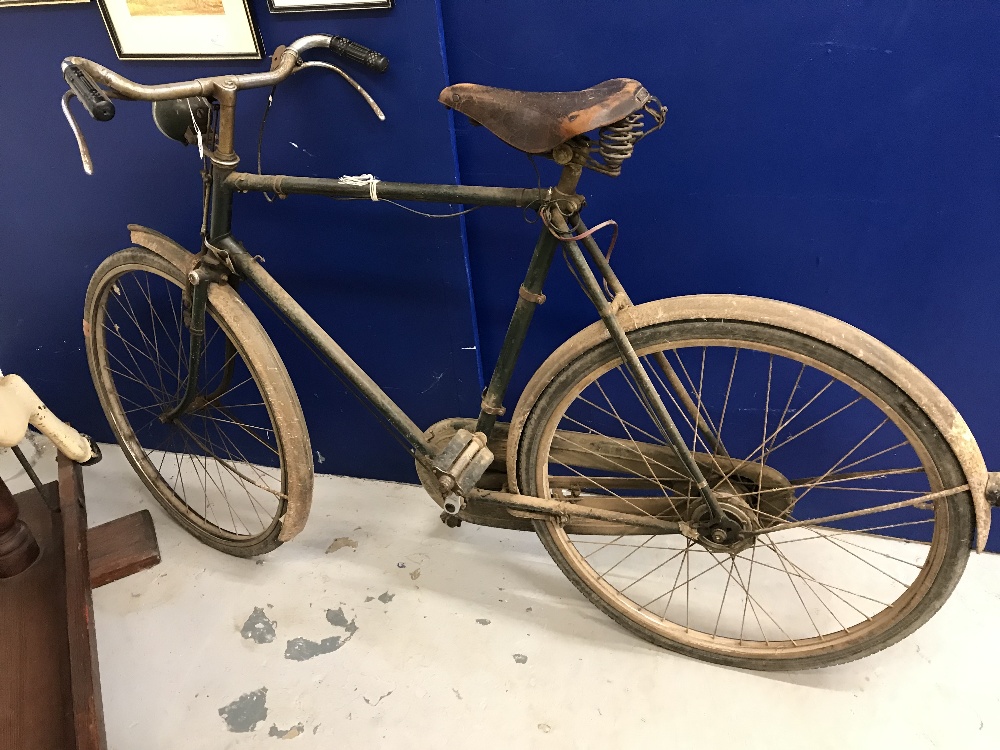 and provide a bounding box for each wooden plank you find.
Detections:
[58,453,108,750]
[0,481,72,750]
[88,509,160,589]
